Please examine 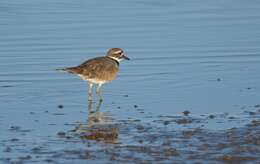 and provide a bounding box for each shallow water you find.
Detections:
[1,0,260,163]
